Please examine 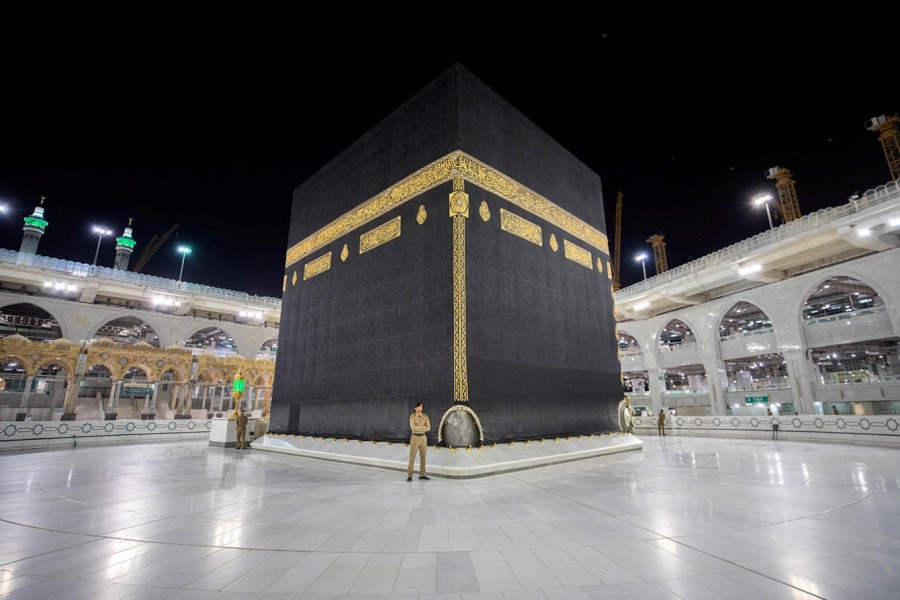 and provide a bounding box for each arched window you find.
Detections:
[0,303,62,341]
[803,277,883,321]
[725,353,789,391]
[617,330,640,353]
[257,338,278,360]
[181,327,237,356]
[659,319,695,348]
[720,302,773,339]
[93,317,160,347]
